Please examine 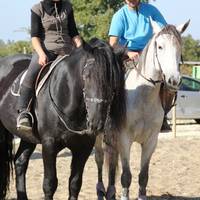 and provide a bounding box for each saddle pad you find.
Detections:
[36,55,68,96]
